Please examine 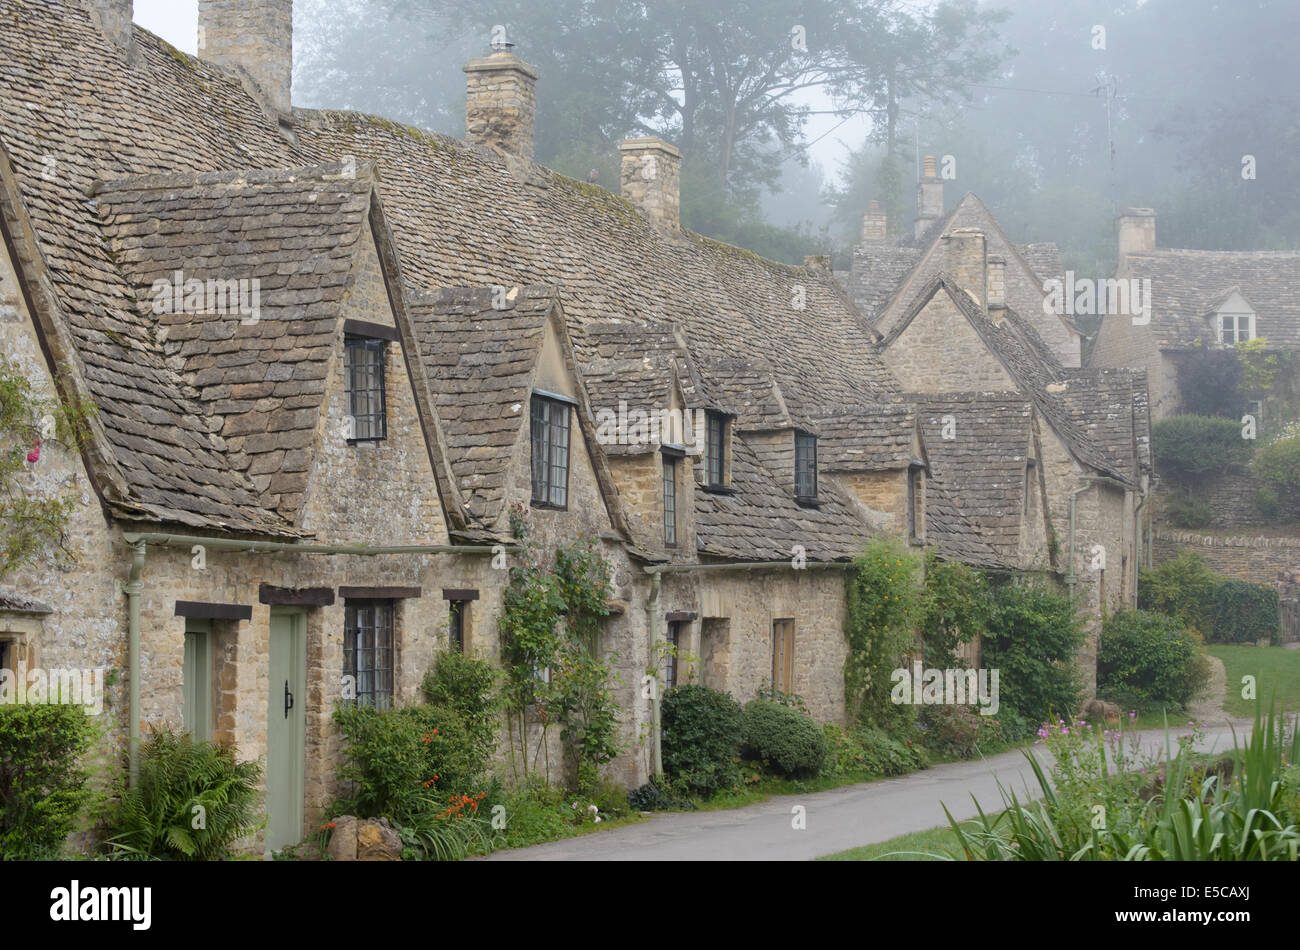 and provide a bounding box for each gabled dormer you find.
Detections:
[1206,288,1256,346]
